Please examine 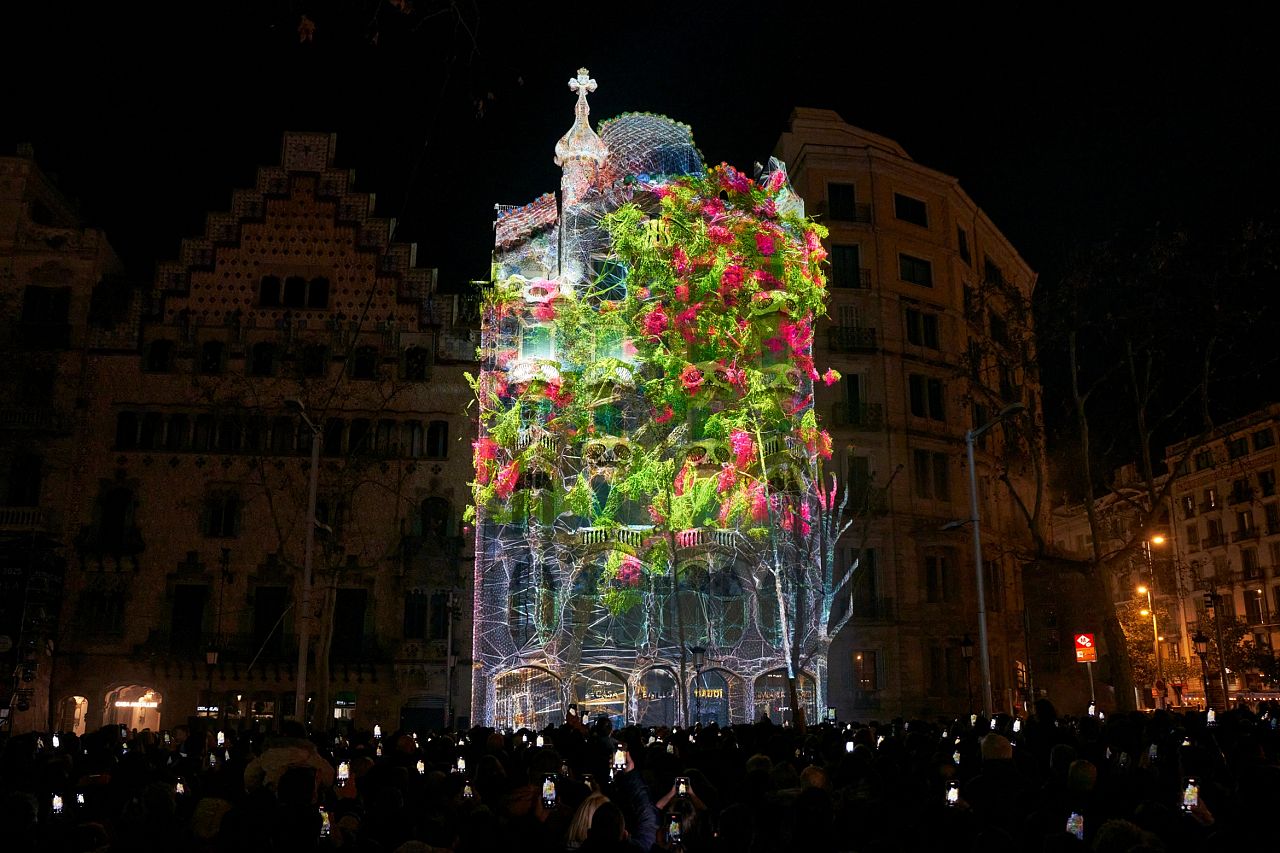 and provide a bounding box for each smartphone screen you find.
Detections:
[568,704,578,717]
[455,757,466,773]
[536,734,545,748]
[52,794,64,815]
[175,780,185,795]
[612,747,627,769]
[337,761,350,786]
[845,740,854,754]
[217,731,225,747]
[1148,743,1158,762]
[462,781,475,800]
[1066,812,1084,840]
[76,793,85,806]
[945,781,959,806]
[667,813,682,843]
[676,777,689,797]
[416,759,425,775]
[1181,778,1199,812]
[319,808,331,837]
[541,775,557,809]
